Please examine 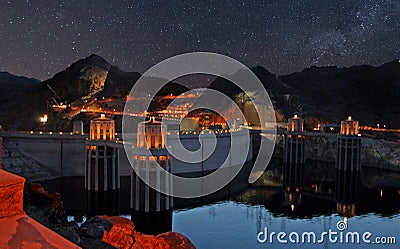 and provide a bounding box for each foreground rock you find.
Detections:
[80,216,196,249]
[0,169,80,248]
